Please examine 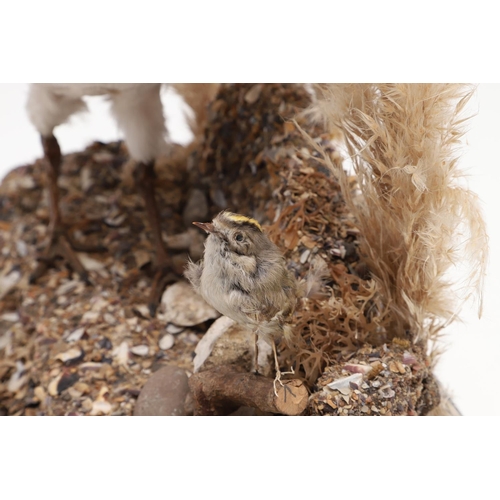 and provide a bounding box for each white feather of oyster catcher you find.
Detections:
[26,83,168,163]
[160,281,220,327]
